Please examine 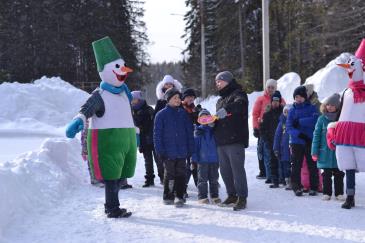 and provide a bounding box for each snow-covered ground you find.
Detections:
[1,59,365,243]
